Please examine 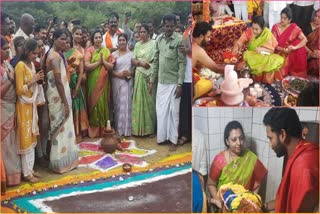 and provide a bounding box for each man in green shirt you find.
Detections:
[149,14,186,151]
